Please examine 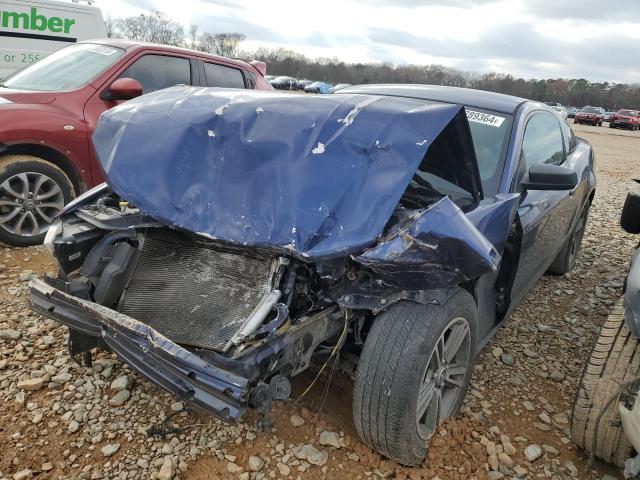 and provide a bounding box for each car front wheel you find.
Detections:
[353,290,478,465]
[0,155,75,247]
